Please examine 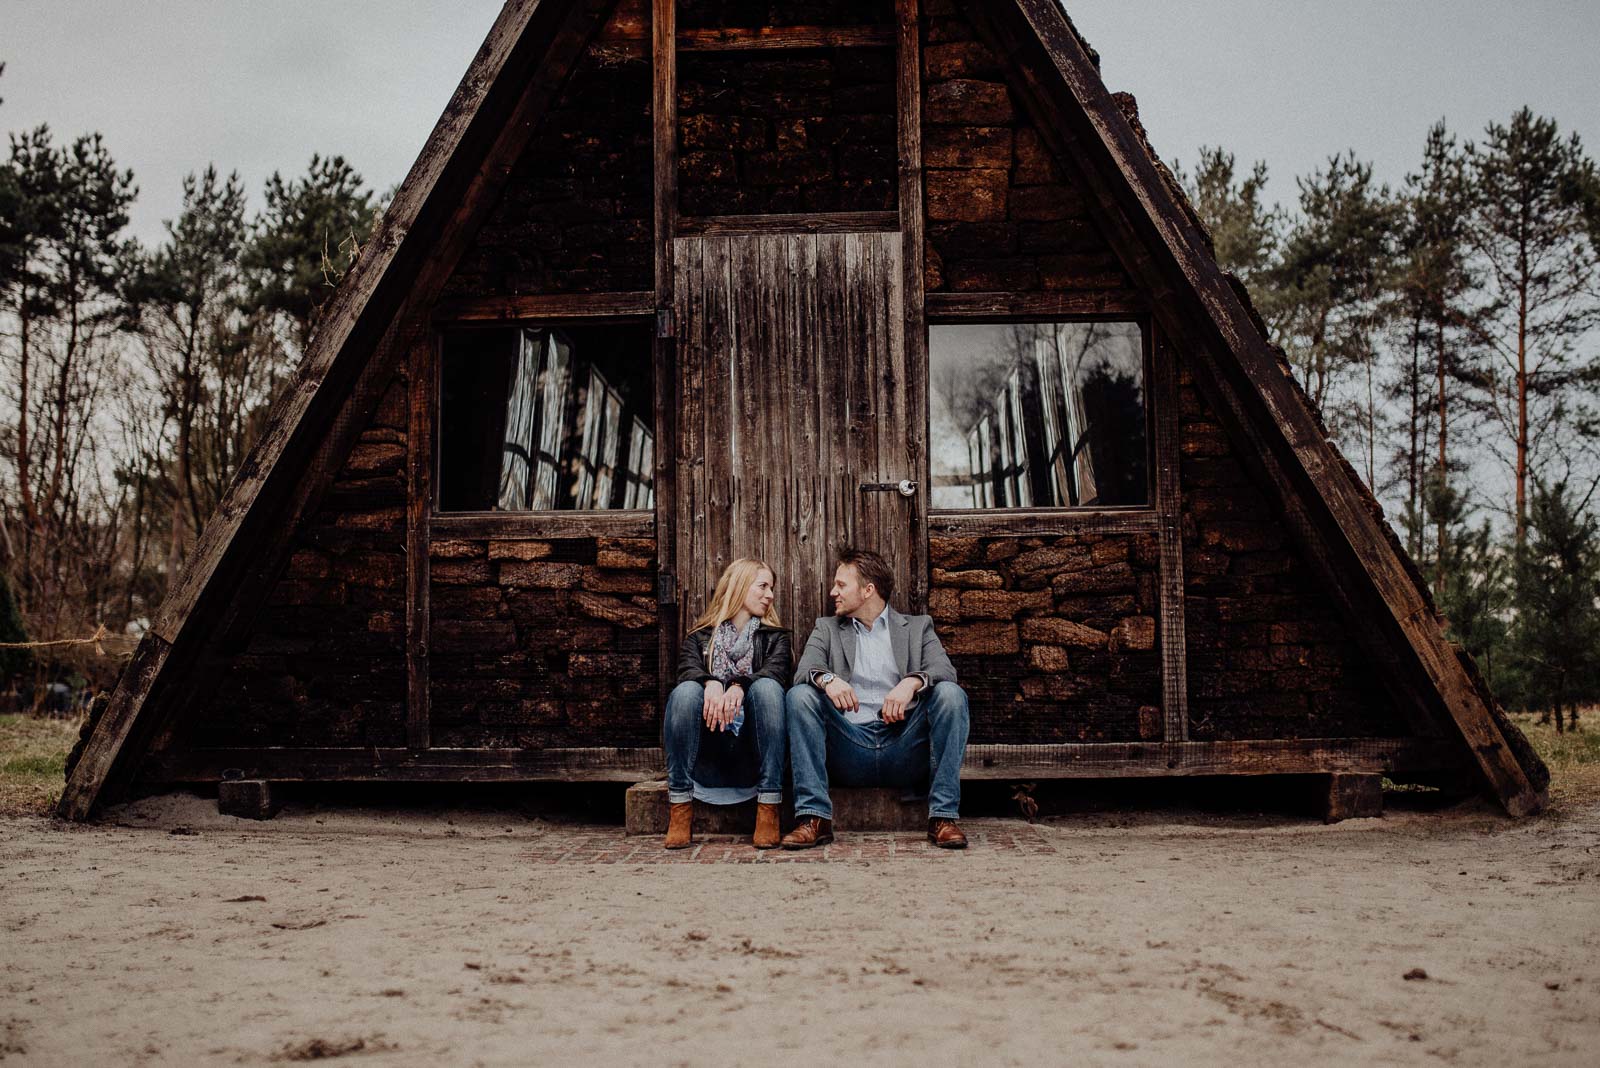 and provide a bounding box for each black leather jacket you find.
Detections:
[677,624,793,690]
